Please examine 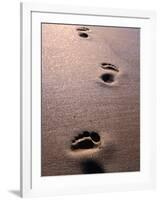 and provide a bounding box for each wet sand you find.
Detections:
[41,24,140,176]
